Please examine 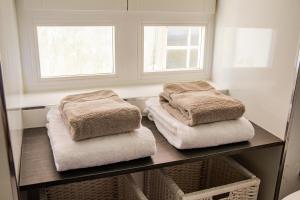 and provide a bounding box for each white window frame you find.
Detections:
[138,21,214,80]
[18,10,215,92]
